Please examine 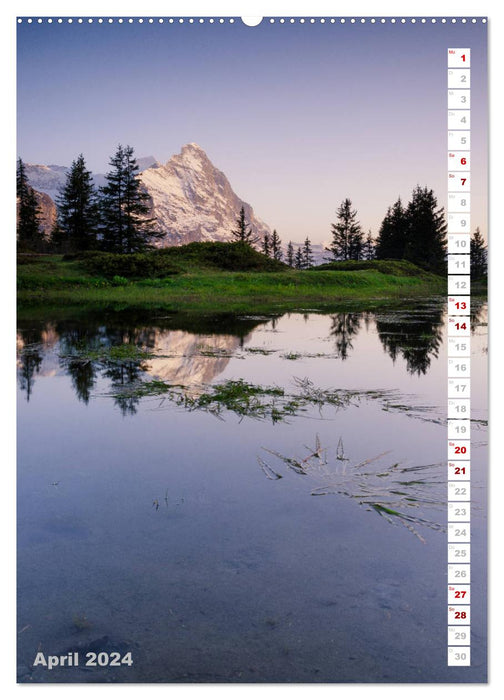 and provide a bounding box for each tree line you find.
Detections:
[17,150,487,277]
[325,188,486,277]
[17,145,162,254]
[245,185,486,276]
